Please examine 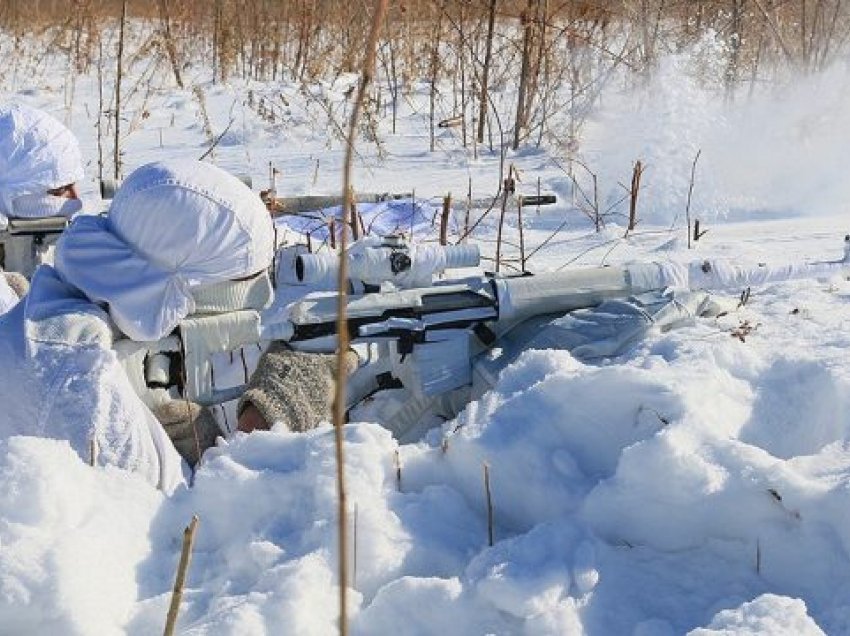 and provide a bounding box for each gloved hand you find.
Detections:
[237,343,358,433]
[152,400,223,467]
